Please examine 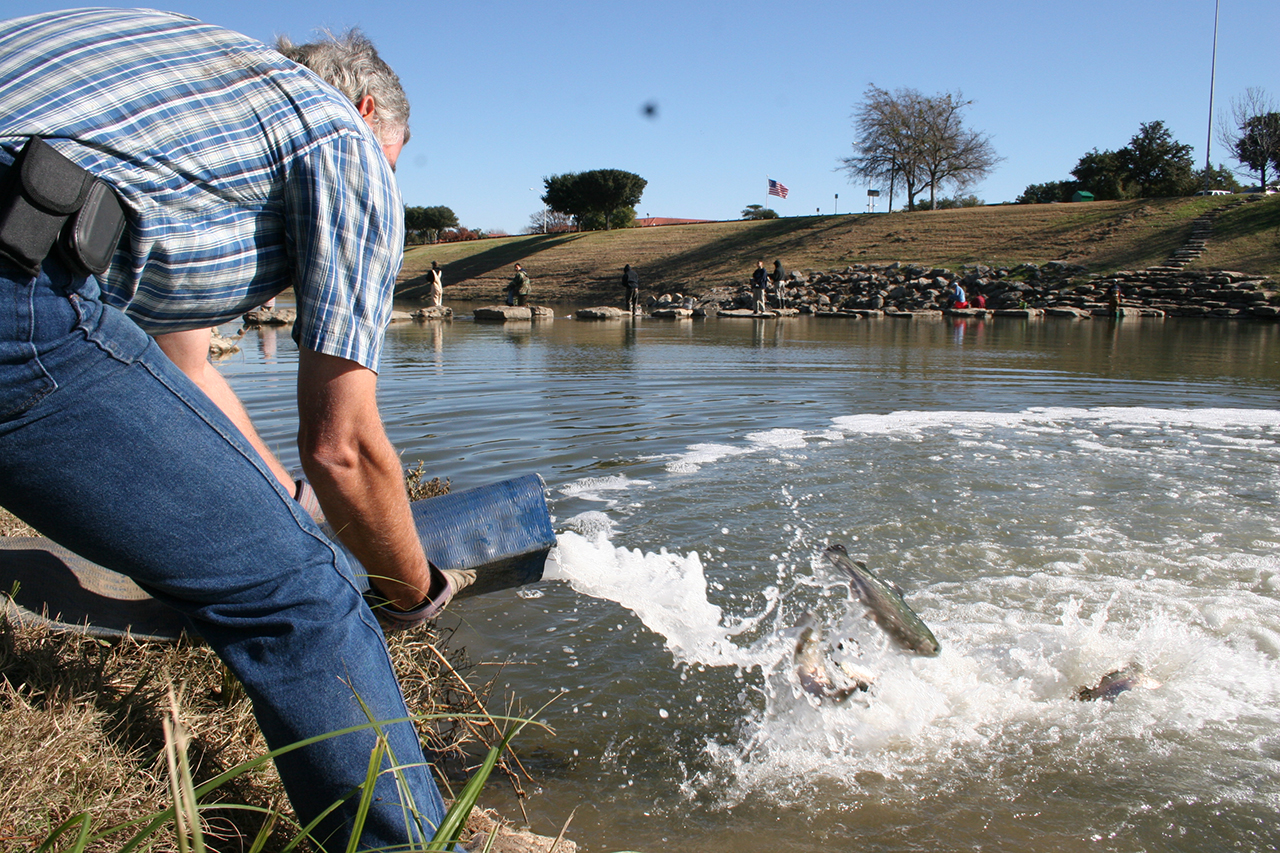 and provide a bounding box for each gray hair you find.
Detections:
[275,28,411,145]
